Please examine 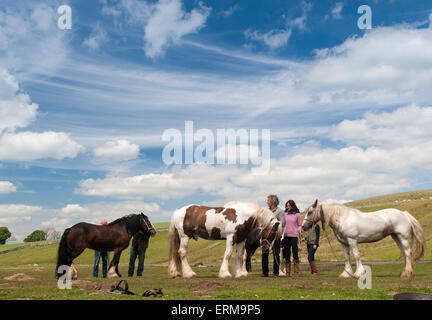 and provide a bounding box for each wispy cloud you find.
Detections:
[326,2,344,20]
[83,23,108,50]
